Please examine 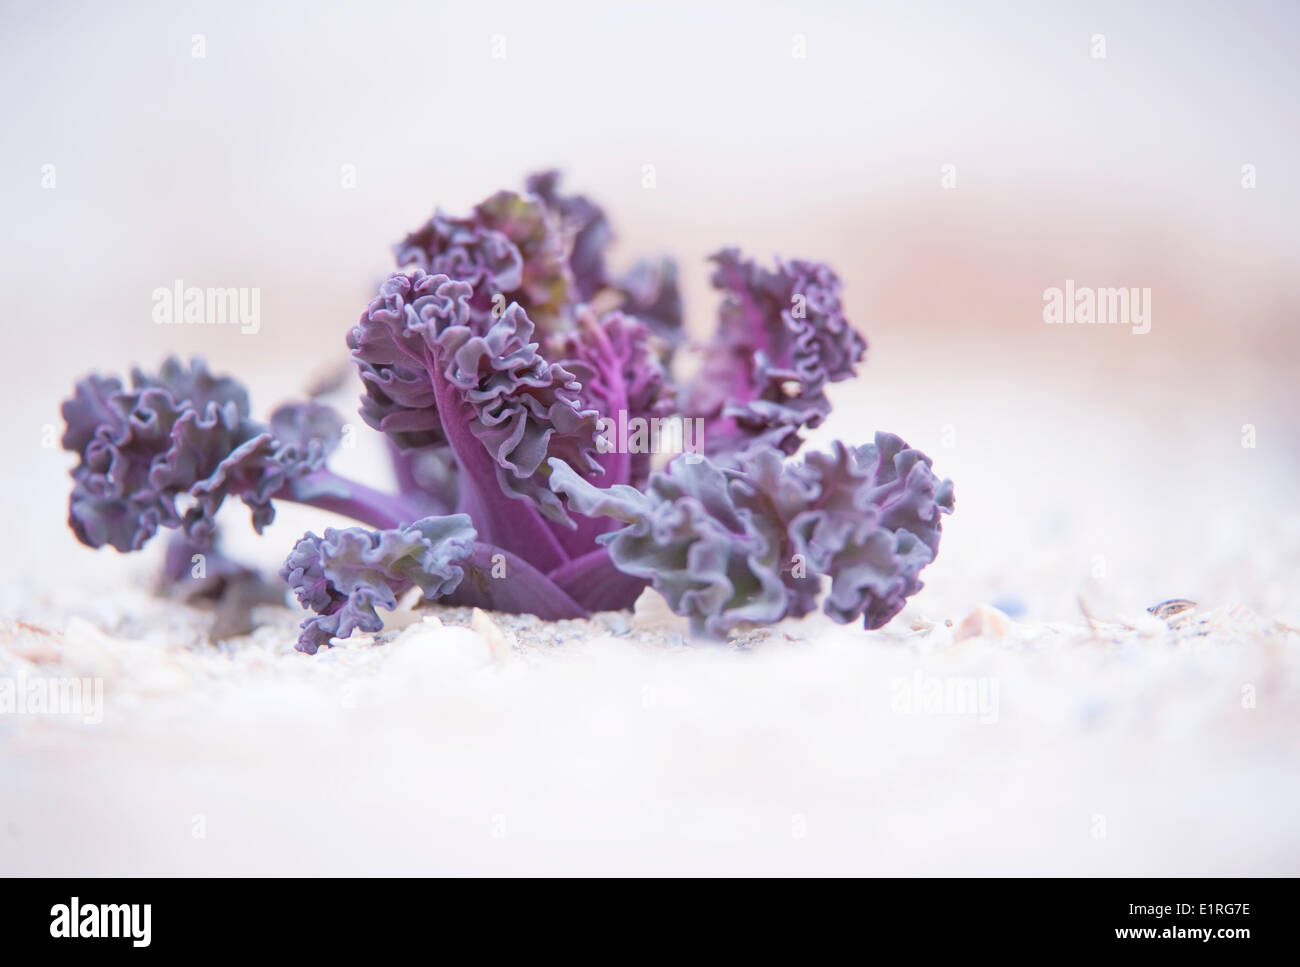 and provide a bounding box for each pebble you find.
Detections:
[386,619,493,675]
[954,604,1012,642]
